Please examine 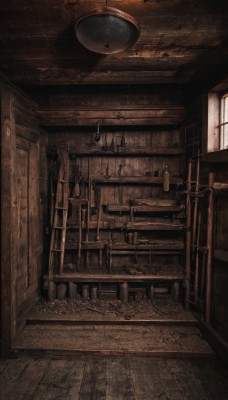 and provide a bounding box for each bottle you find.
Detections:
[163,165,170,192]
